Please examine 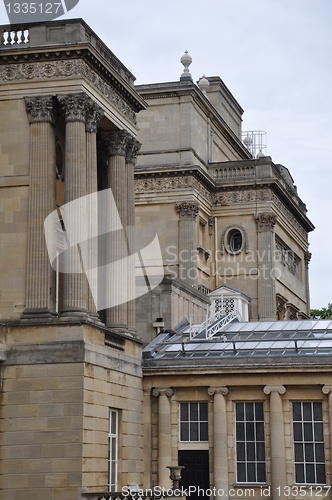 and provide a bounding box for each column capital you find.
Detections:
[255,212,277,232]
[322,385,332,395]
[101,130,131,156]
[25,95,57,125]
[208,386,228,396]
[264,385,286,395]
[85,100,104,133]
[176,201,200,220]
[58,93,90,123]
[126,136,142,165]
[153,388,174,398]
